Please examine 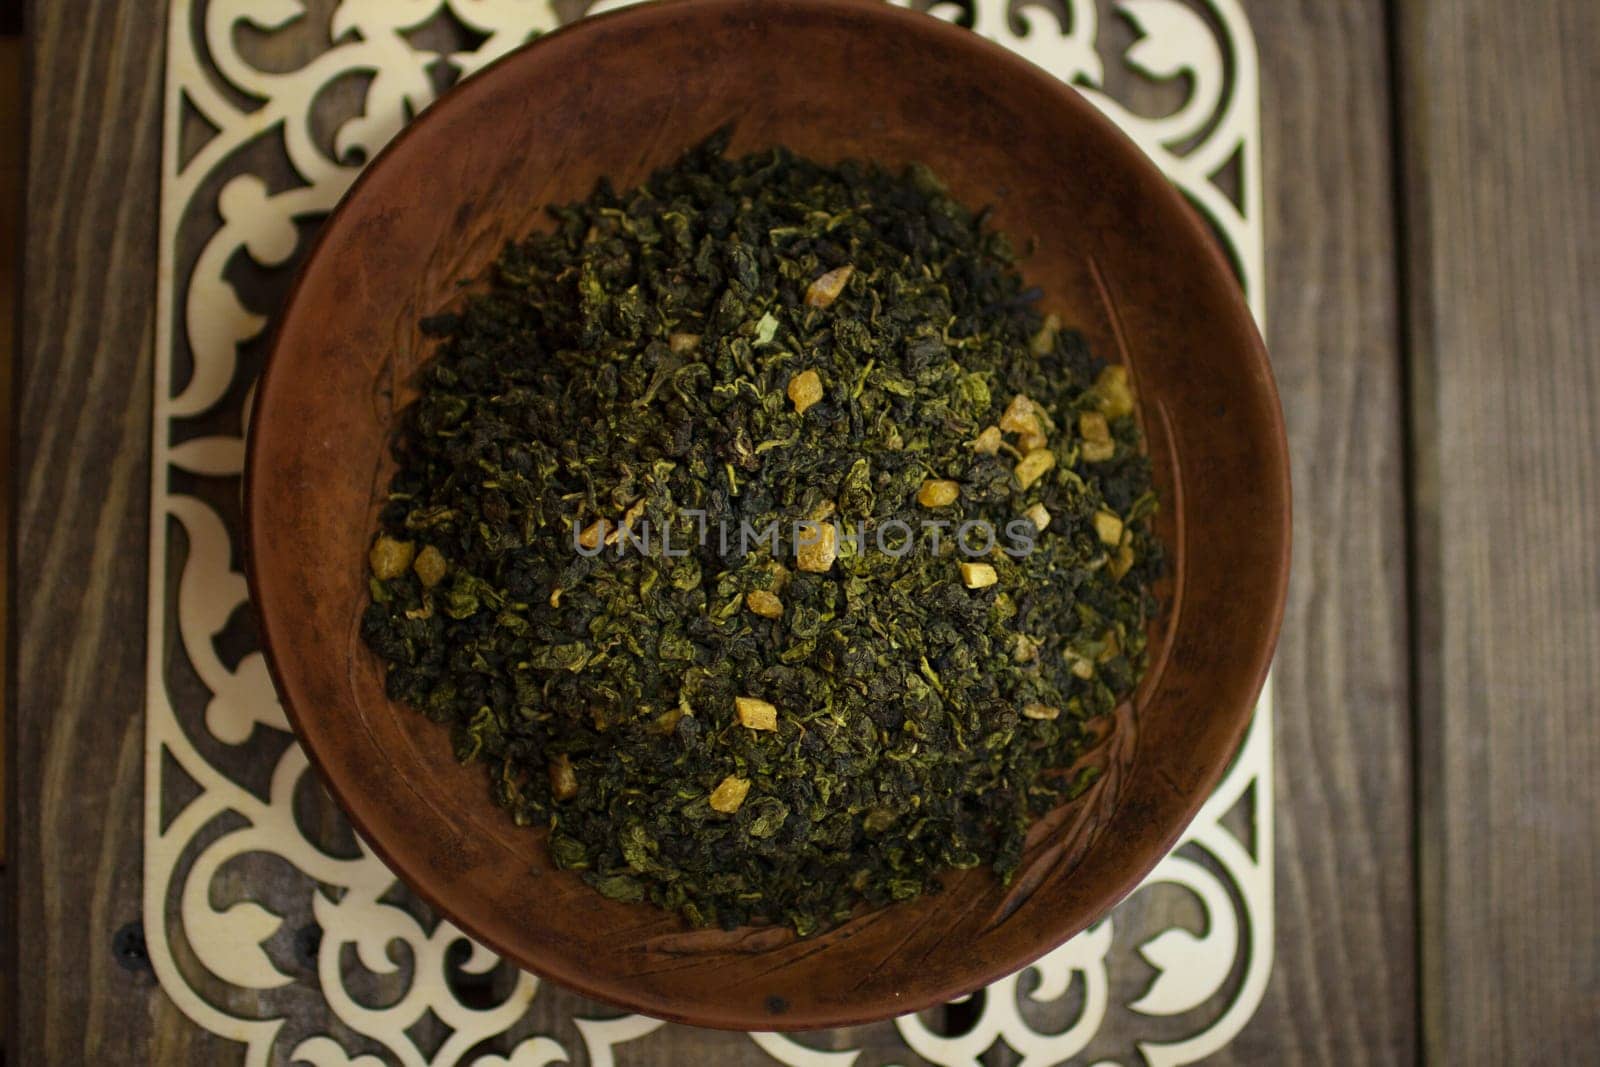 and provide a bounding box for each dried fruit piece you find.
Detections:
[369,536,414,579]
[606,499,648,546]
[1030,313,1062,356]
[804,265,855,308]
[735,696,779,731]
[788,369,824,414]
[1014,448,1056,490]
[1017,428,1048,452]
[1095,365,1136,419]
[548,754,578,801]
[796,520,838,572]
[1000,394,1040,437]
[1079,411,1110,440]
[746,590,784,619]
[917,479,961,508]
[1079,410,1115,463]
[1094,509,1124,546]
[960,562,998,589]
[413,545,447,588]
[709,776,751,813]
